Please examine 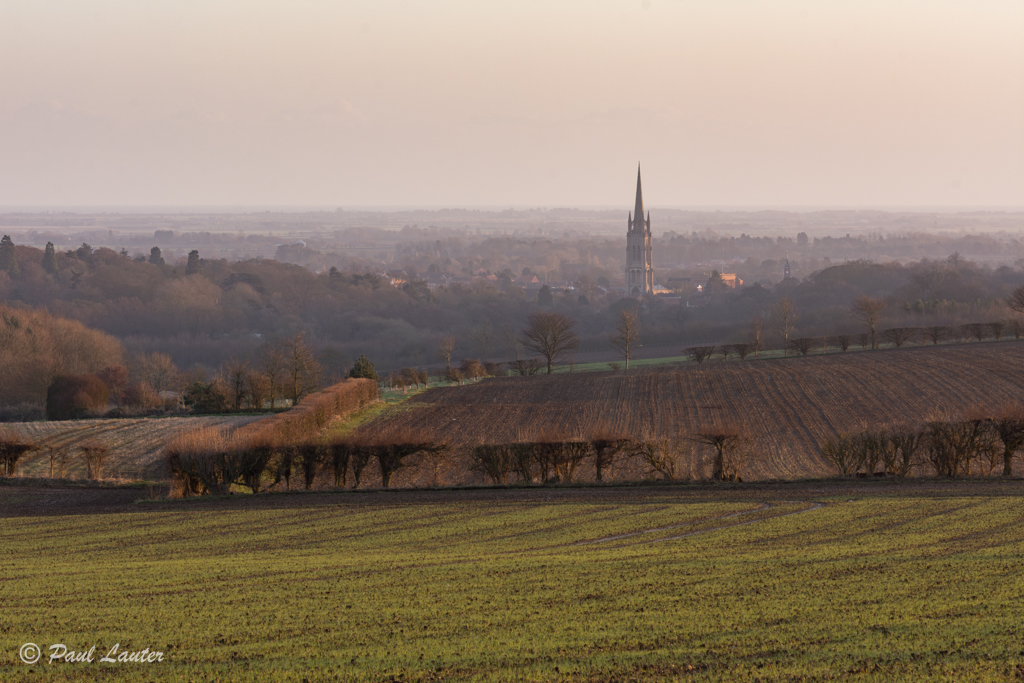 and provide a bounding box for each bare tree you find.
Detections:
[282,333,322,405]
[831,334,852,352]
[787,337,814,356]
[1008,284,1024,314]
[609,309,641,369]
[685,346,715,364]
[751,316,764,358]
[246,371,269,411]
[991,406,1024,476]
[472,323,494,360]
[258,343,287,410]
[692,430,751,481]
[924,326,948,345]
[80,440,109,479]
[769,297,798,352]
[134,352,179,393]
[223,358,248,412]
[851,295,886,349]
[963,323,987,343]
[437,335,457,372]
[520,312,580,374]
[881,327,915,348]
